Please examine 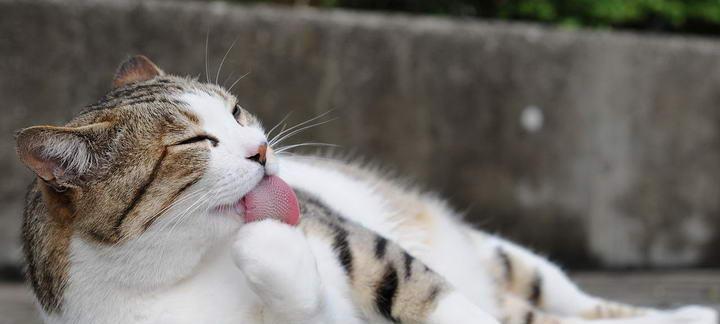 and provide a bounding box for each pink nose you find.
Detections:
[247,144,267,166]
